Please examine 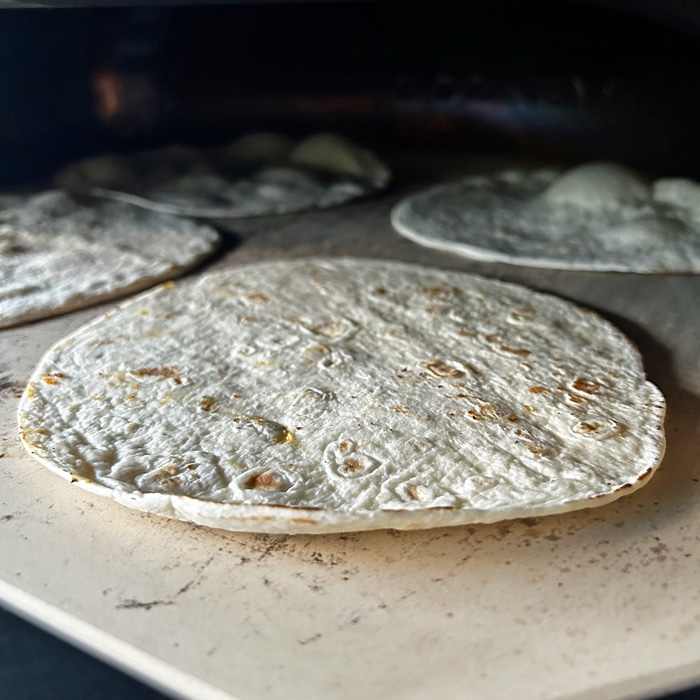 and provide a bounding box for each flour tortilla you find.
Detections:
[0,190,219,329]
[18,258,665,533]
[392,163,700,272]
[56,133,390,219]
